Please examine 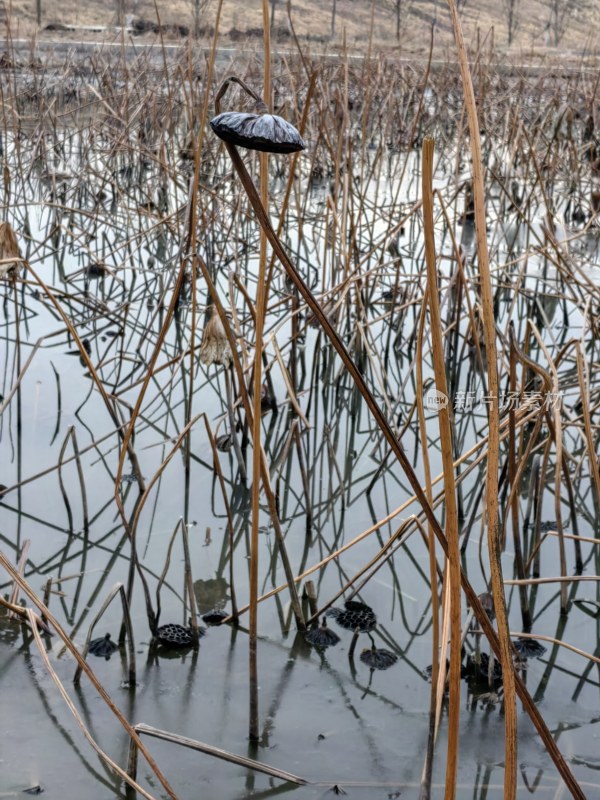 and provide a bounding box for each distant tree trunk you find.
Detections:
[116,0,125,27]
[194,0,200,36]
[36,0,42,26]
[270,0,276,29]
[396,0,400,40]
[549,0,586,46]
[503,0,518,45]
[331,0,336,36]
